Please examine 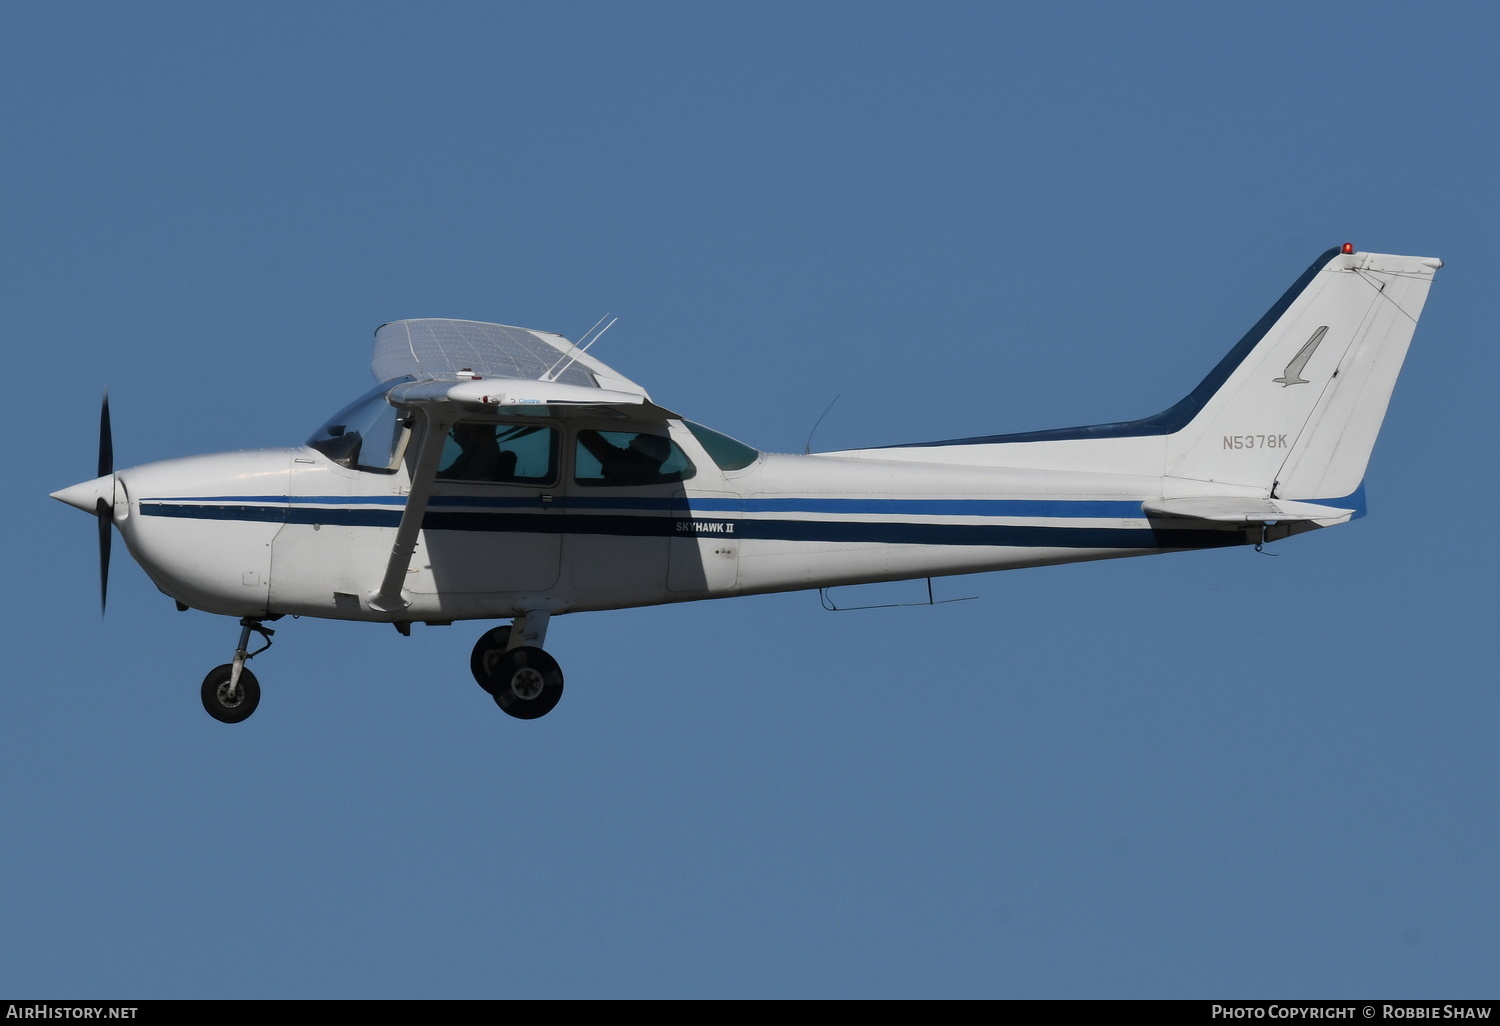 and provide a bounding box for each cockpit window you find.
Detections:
[437,423,558,484]
[683,421,760,471]
[575,430,696,486]
[308,383,411,472]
